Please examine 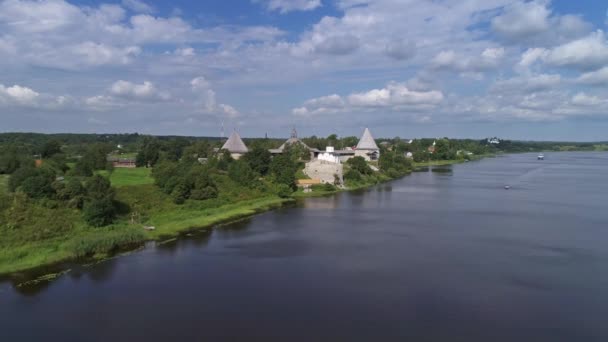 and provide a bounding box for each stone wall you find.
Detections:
[304,160,343,185]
